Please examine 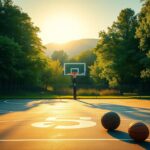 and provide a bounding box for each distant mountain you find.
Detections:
[45,39,98,57]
